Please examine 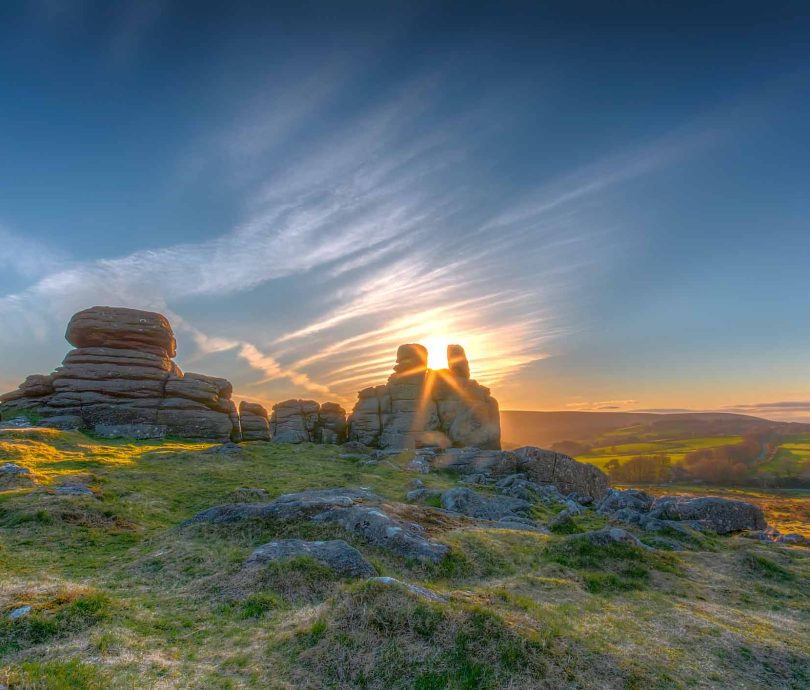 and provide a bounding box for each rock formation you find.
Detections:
[269,399,347,444]
[347,343,500,450]
[239,401,271,441]
[0,306,243,441]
